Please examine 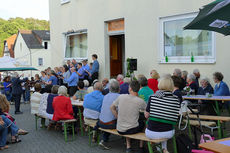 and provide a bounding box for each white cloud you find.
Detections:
[0,0,49,20]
